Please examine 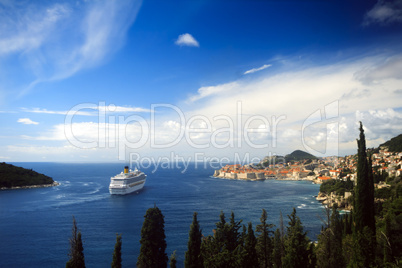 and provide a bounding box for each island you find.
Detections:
[0,162,58,190]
